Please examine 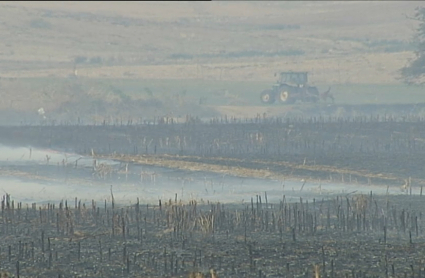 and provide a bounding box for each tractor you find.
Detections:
[260,71,324,105]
